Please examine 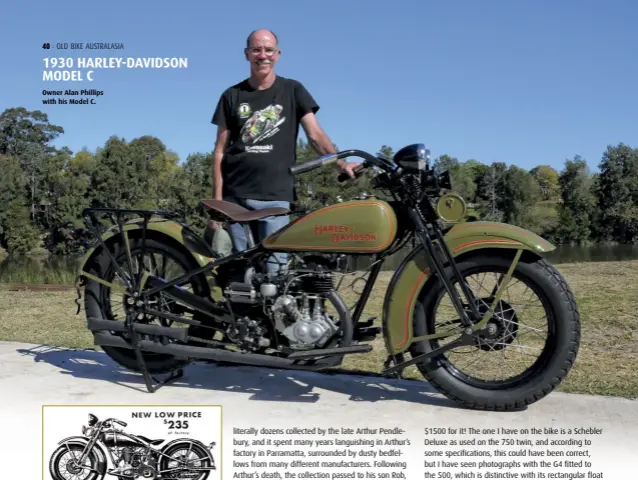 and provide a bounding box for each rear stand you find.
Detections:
[126,316,186,393]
